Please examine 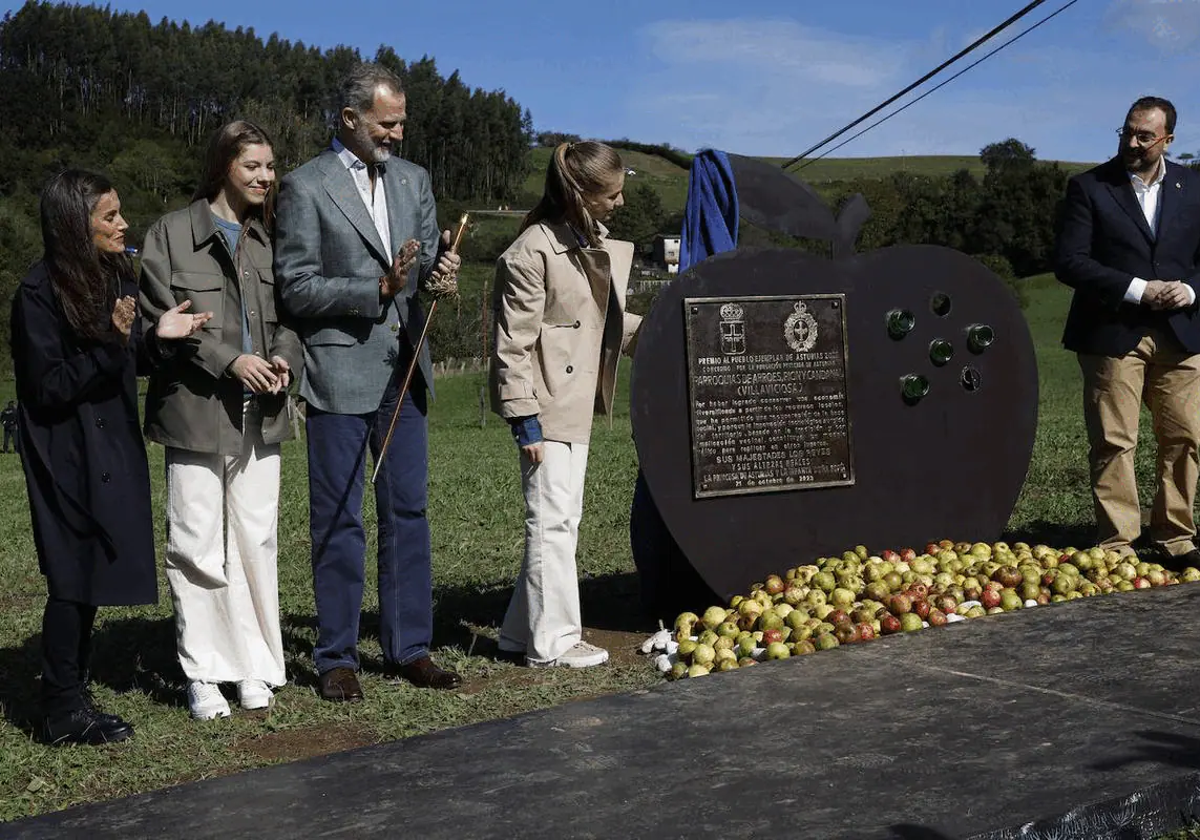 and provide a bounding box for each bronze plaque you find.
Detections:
[683,294,853,498]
